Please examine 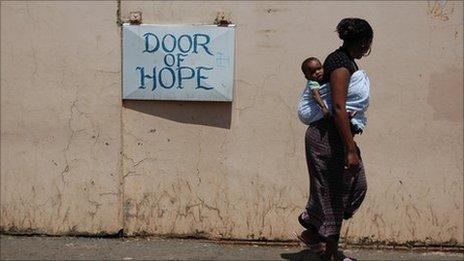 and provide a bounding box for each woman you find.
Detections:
[298,18,374,261]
